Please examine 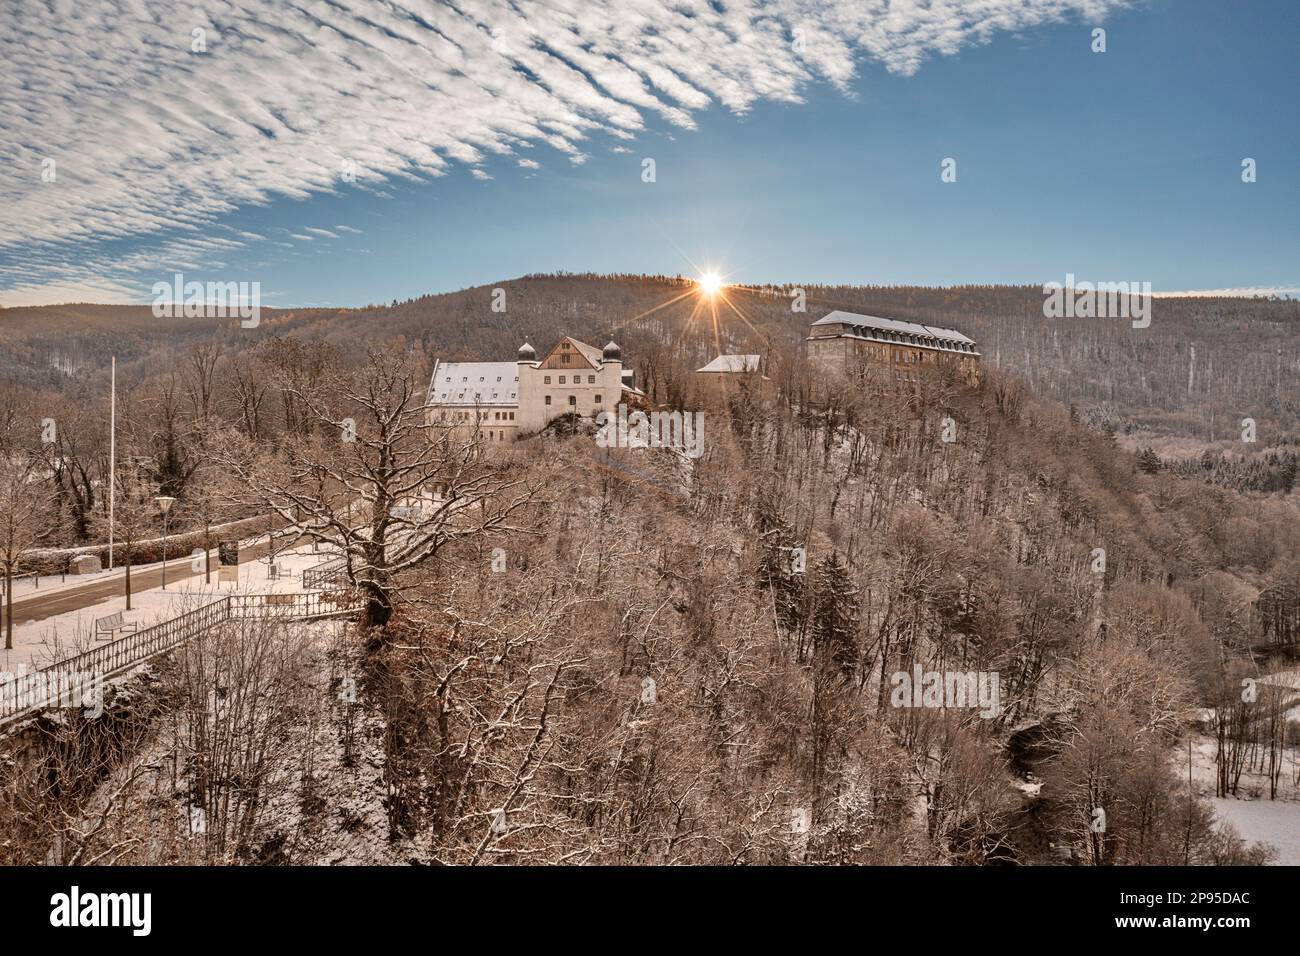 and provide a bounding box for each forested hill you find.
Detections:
[2,276,1297,452]
[3,279,1299,864]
